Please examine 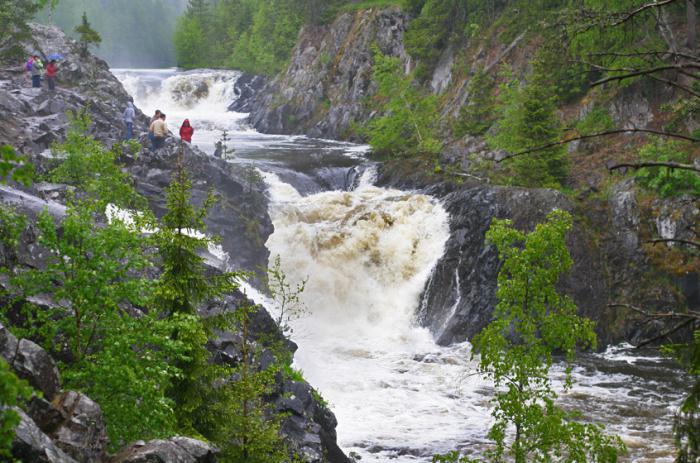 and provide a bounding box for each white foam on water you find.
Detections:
[262,171,497,461]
